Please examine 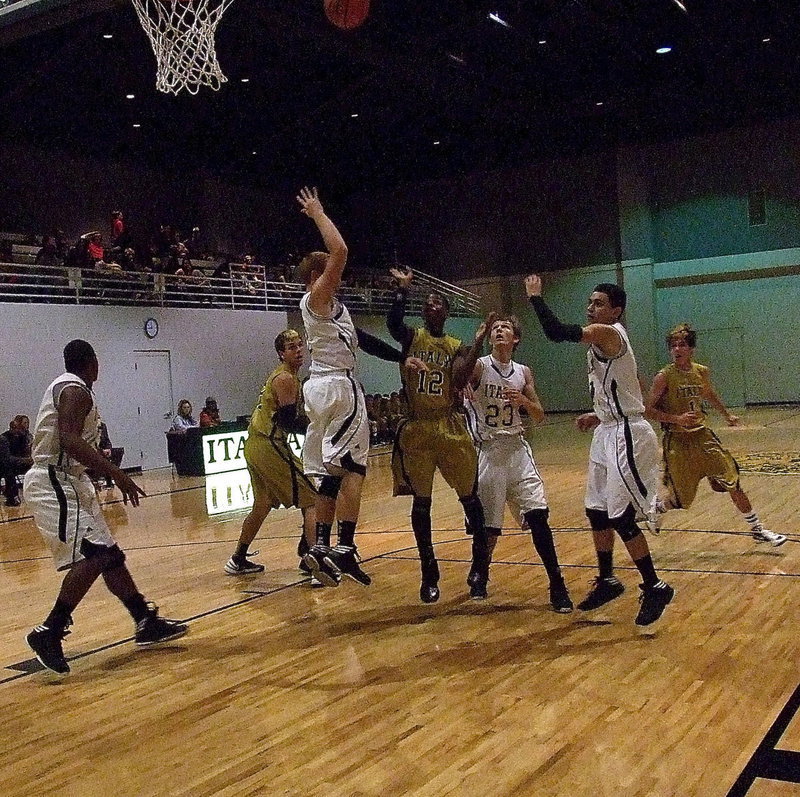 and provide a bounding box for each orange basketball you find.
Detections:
[324,0,370,30]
